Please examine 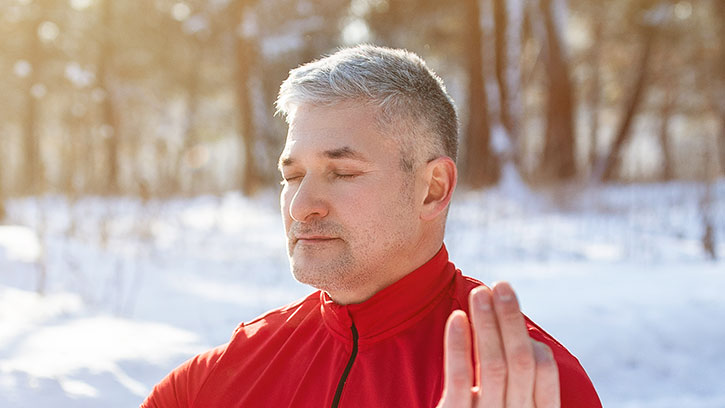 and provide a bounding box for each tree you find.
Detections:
[0,136,5,219]
[490,0,529,191]
[595,5,659,182]
[462,0,500,187]
[170,3,213,195]
[0,161,5,221]
[585,5,604,174]
[712,1,725,175]
[20,0,48,194]
[97,0,121,194]
[492,0,512,136]
[230,0,262,196]
[536,0,576,182]
[657,80,676,180]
